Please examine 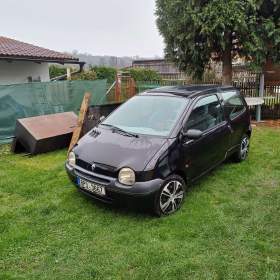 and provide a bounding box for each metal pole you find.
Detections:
[256,73,264,122]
